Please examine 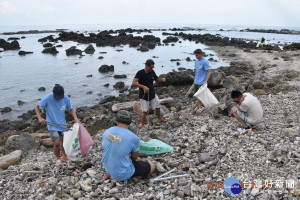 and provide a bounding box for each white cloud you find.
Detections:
[0,1,17,15]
